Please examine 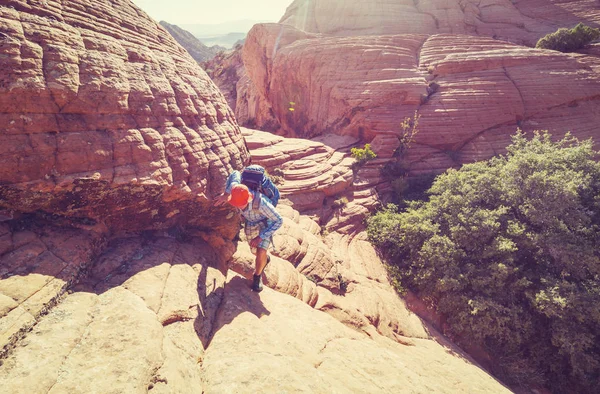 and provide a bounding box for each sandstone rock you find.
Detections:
[280,0,600,45]
[1,233,227,393]
[47,287,164,394]
[0,224,100,356]
[237,23,317,130]
[0,0,249,234]
[0,292,97,394]
[202,273,511,394]
[225,196,427,341]
[241,128,355,212]
[0,216,513,393]
[202,47,244,113]
[239,27,600,176]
